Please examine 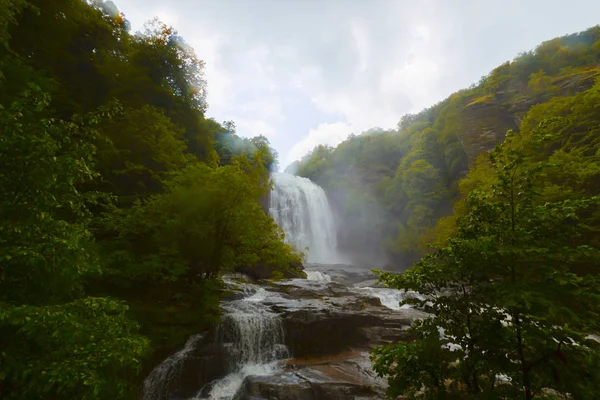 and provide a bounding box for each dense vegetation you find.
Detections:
[2,0,599,398]
[0,1,301,398]
[372,126,600,398]
[294,25,600,268]
[293,24,600,398]
[359,28,600,400]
